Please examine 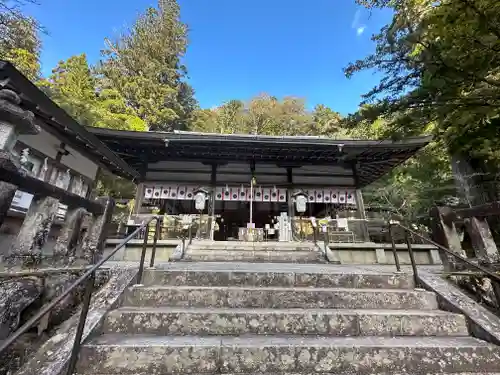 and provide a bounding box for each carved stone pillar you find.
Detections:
[53,207,87,265]
[79,197,115,264]
[429,206,467,271]
[0,88,39,228]
[465,216,500,264]
[9,195,59,267]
